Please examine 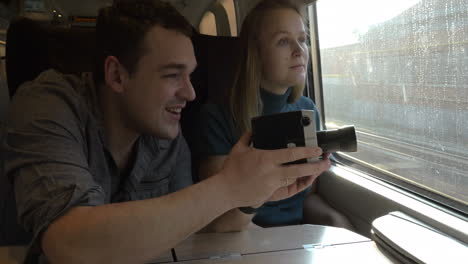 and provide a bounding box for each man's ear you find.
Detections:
[104,56,129,93]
